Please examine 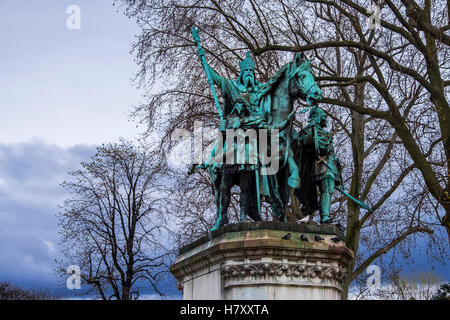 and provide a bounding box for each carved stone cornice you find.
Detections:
[221,263,346,283]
